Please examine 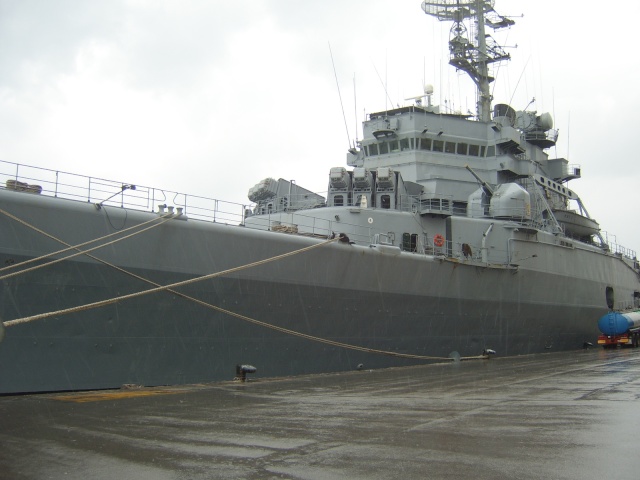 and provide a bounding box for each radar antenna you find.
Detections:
[421,0,514,122]
[404,84,435,109]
